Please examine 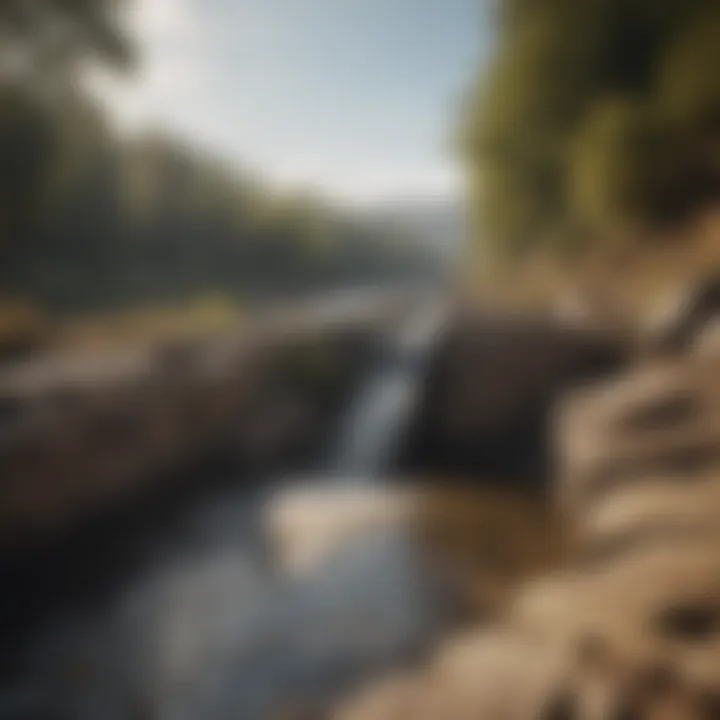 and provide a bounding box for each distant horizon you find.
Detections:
[89,0,490,206]
[106,114,470,210]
